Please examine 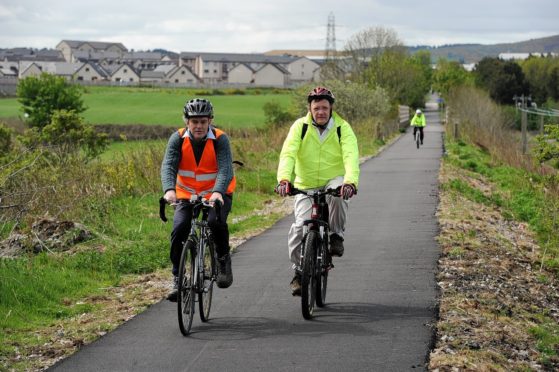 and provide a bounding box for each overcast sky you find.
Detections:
[1,0,557,53]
